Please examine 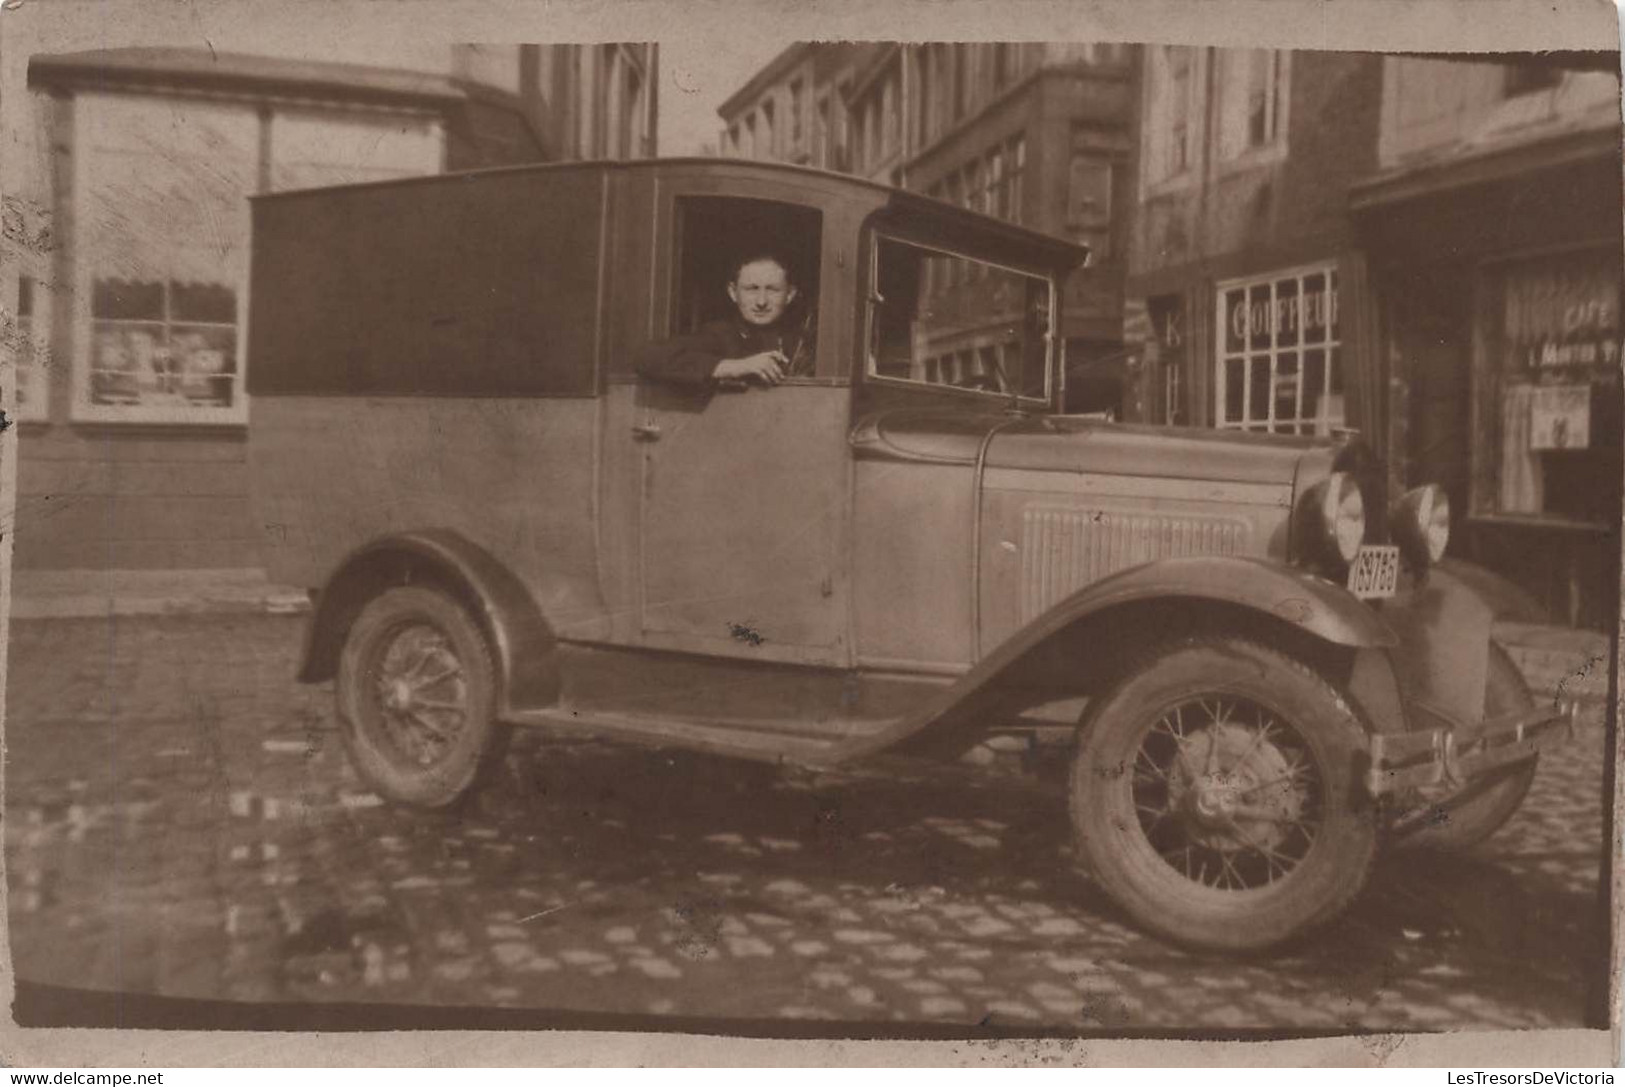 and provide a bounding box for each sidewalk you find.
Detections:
[4,566,1613,704]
